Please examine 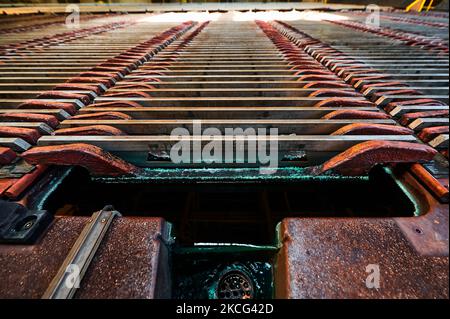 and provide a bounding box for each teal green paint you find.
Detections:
[93,167,369,183]
[383,166,422,216]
